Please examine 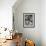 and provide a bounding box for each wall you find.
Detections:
[0,0,16,30]
[13,0,41,46]
[41,0,46,46]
